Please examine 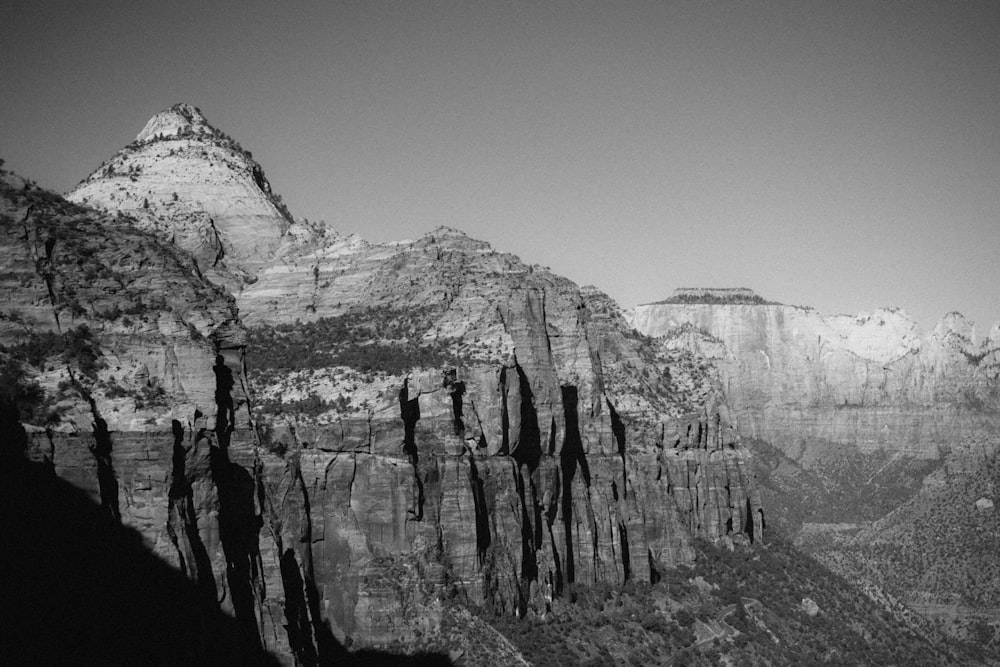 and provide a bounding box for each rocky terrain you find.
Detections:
[3,108,765,664]
[633,288,1000,644]
[2,104,997,664]
[68,103,291,289]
